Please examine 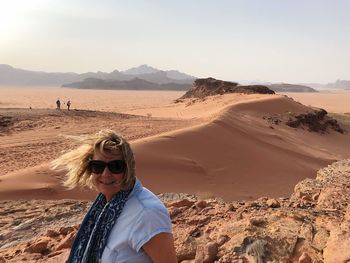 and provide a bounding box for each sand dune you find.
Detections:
[1,92,349,201]
[133,95,349,200]
[0,164,96,200]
